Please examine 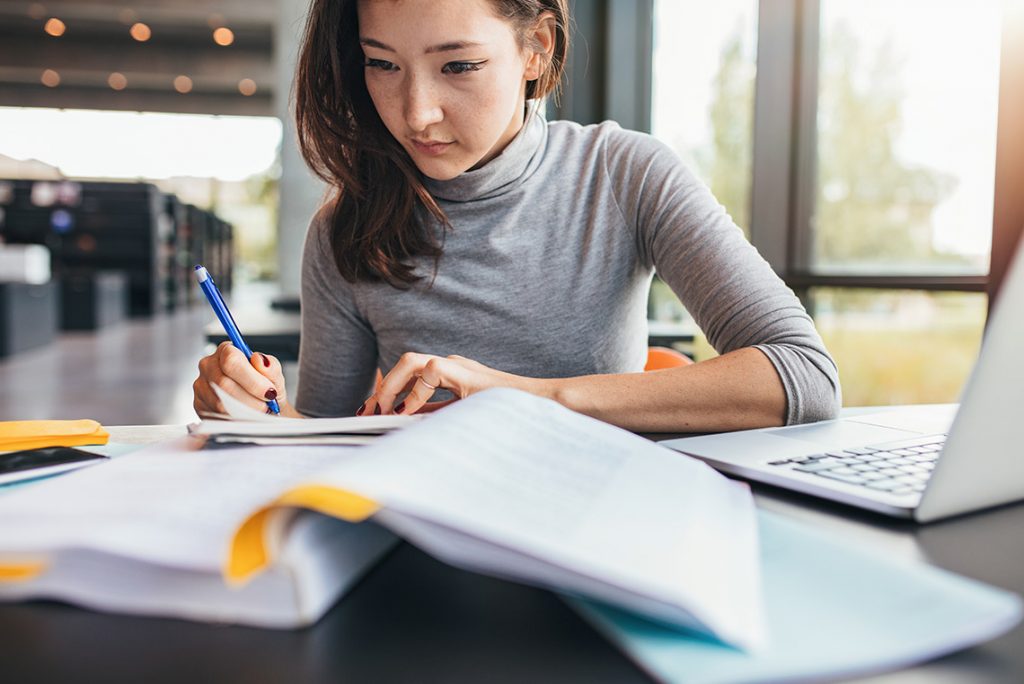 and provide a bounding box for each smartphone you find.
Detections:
[0,446,108,486]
